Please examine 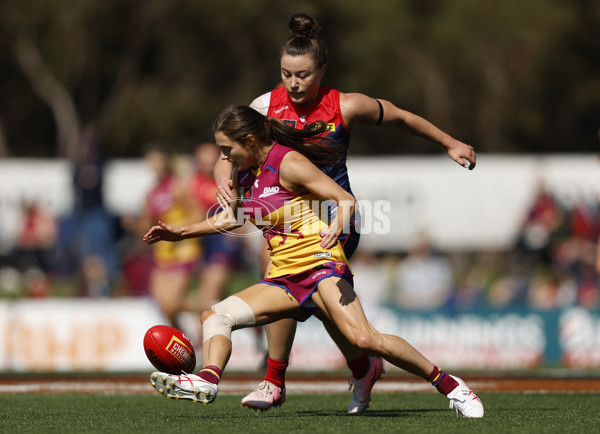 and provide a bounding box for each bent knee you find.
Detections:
[345,330,376,351]
[201,308,215,324]
[355,333,374,351]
